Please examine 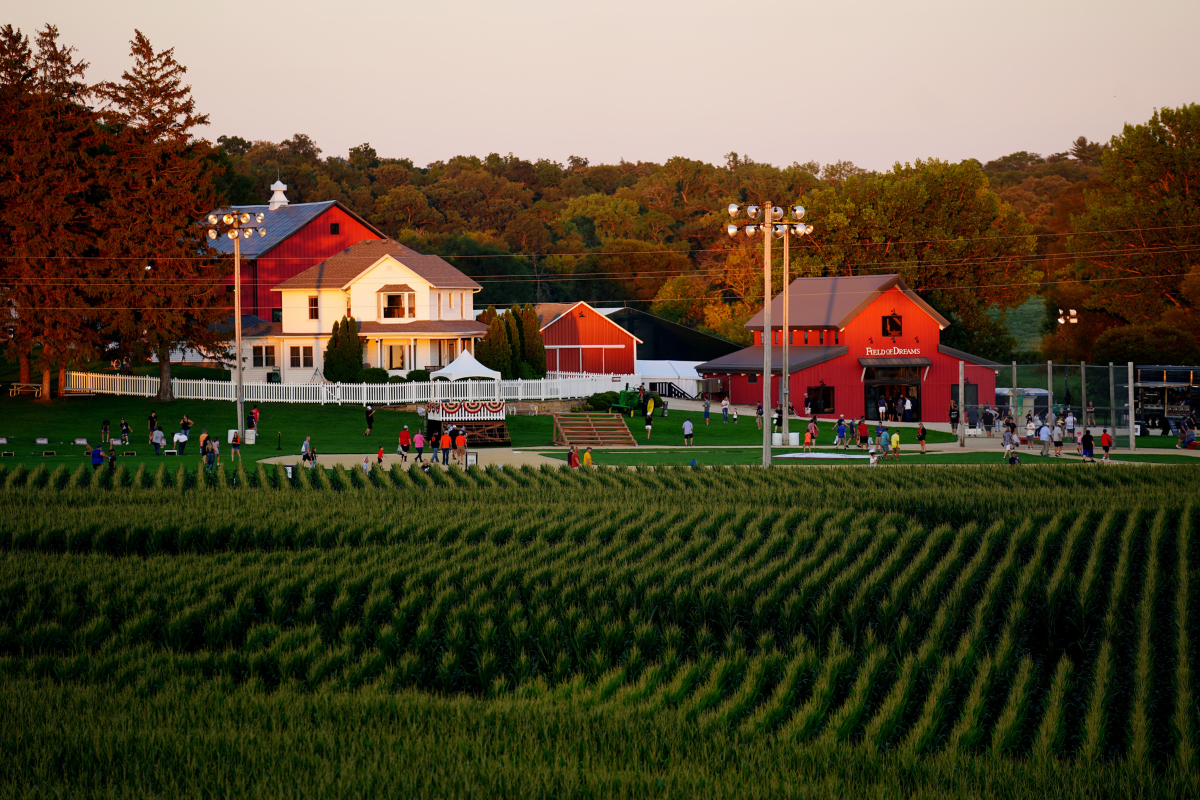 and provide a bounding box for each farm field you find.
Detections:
[2,463,1198,797]
[539,447,1200,467]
